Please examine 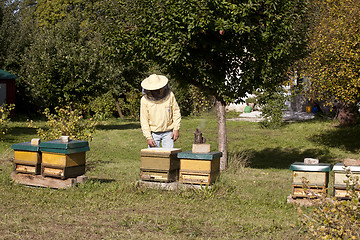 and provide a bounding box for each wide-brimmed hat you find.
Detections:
[141,74,169,90]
